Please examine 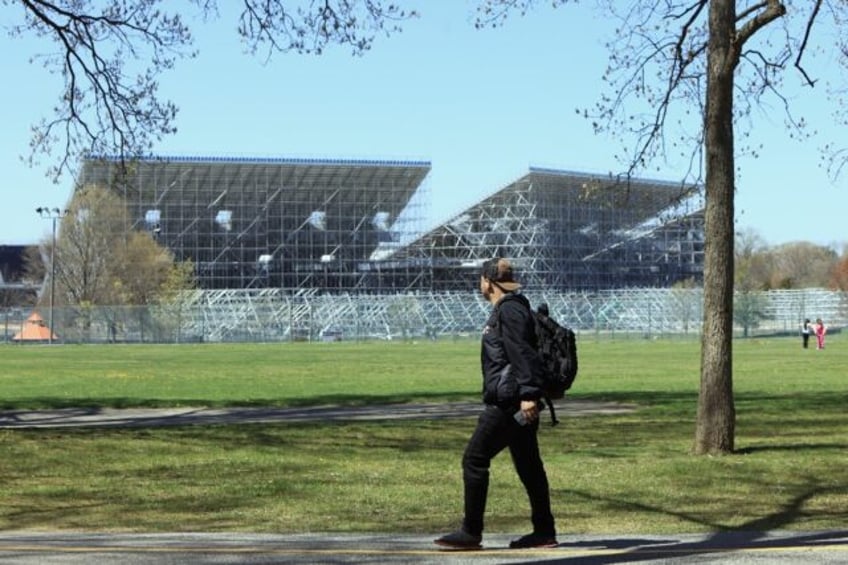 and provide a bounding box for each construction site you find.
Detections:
[2,155,843,343]
[77,156,705,294]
